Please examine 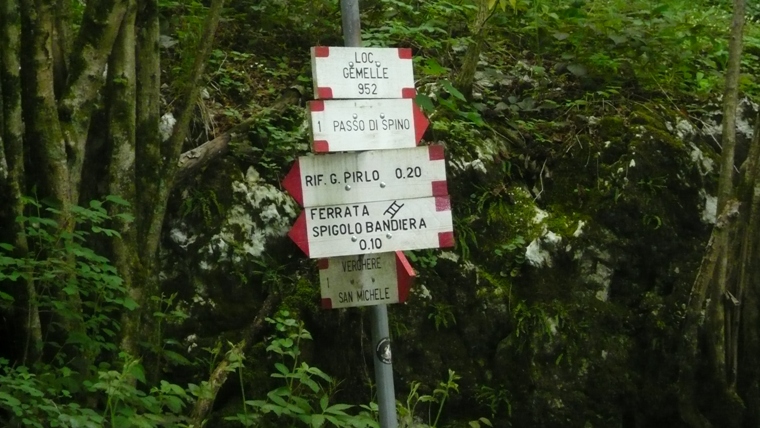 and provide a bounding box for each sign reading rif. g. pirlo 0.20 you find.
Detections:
[282,145,447,207]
